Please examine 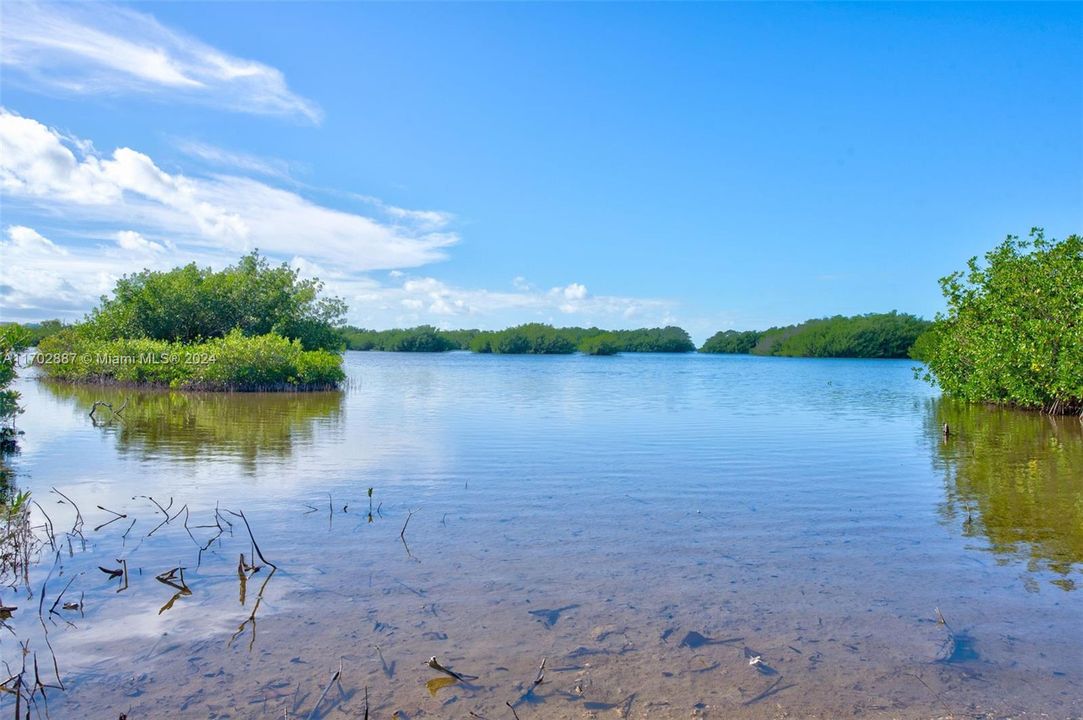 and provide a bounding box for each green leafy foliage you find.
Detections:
[700,312,929,358]
[37,329,344,391]
[699,330,761,354]
[469,324,577,354]
[341,324,695,354]
[0,324,31,456]
[612,326,695,352]
[33,252,346,390]
[578,333,621,356]
[0,320,67,347]
[340,325,461,352]
[919,229,1082,414]
[85,251,346,351]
